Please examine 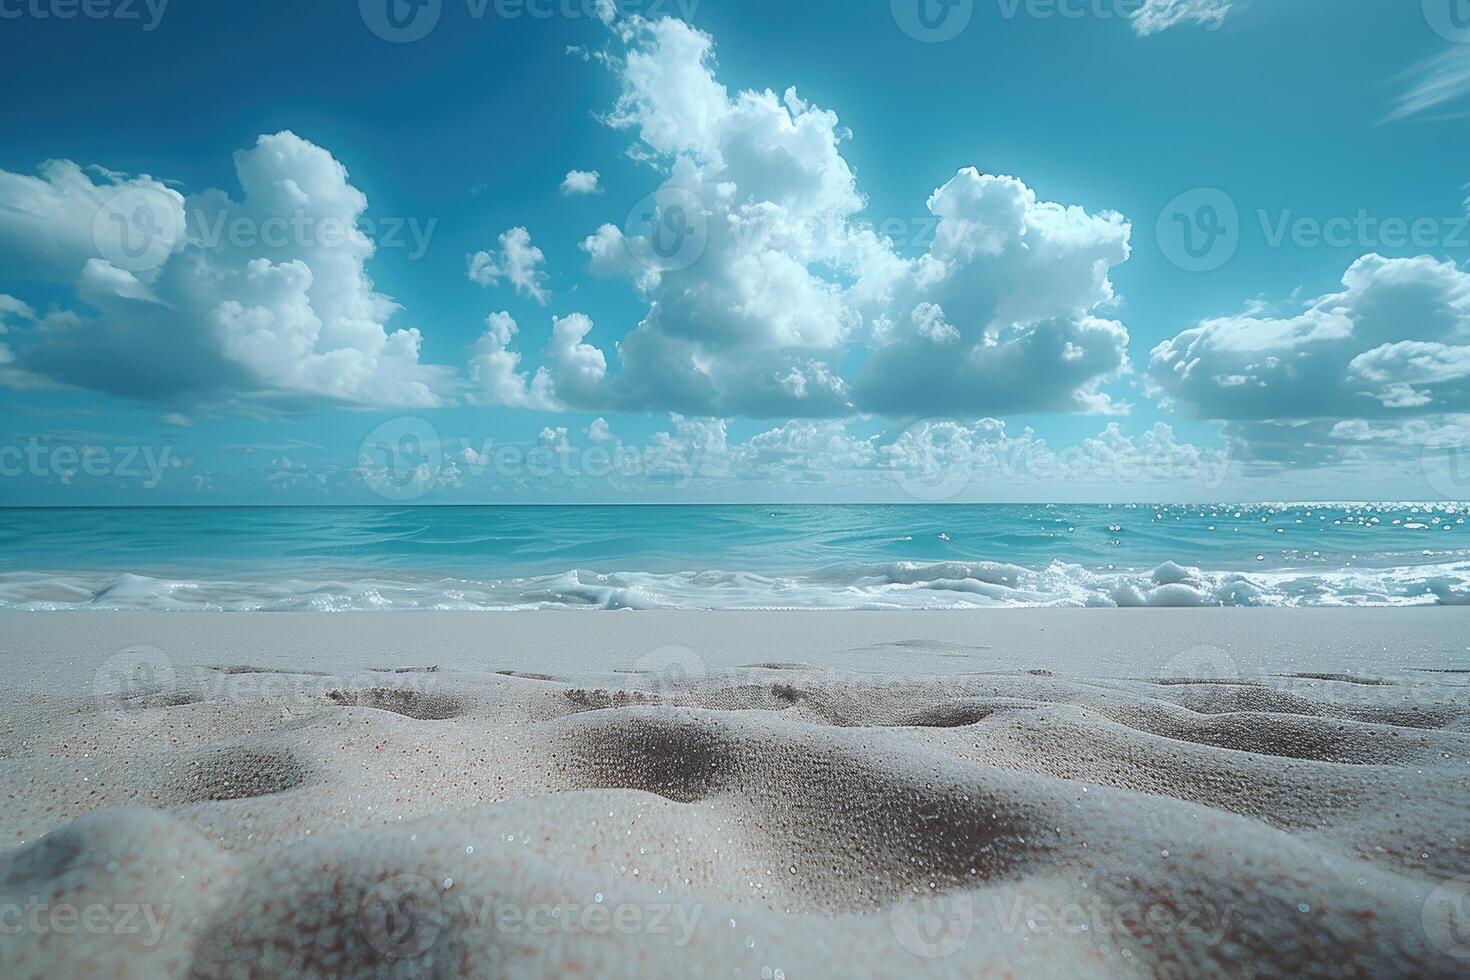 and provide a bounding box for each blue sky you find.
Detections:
[2,0,1470,503]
